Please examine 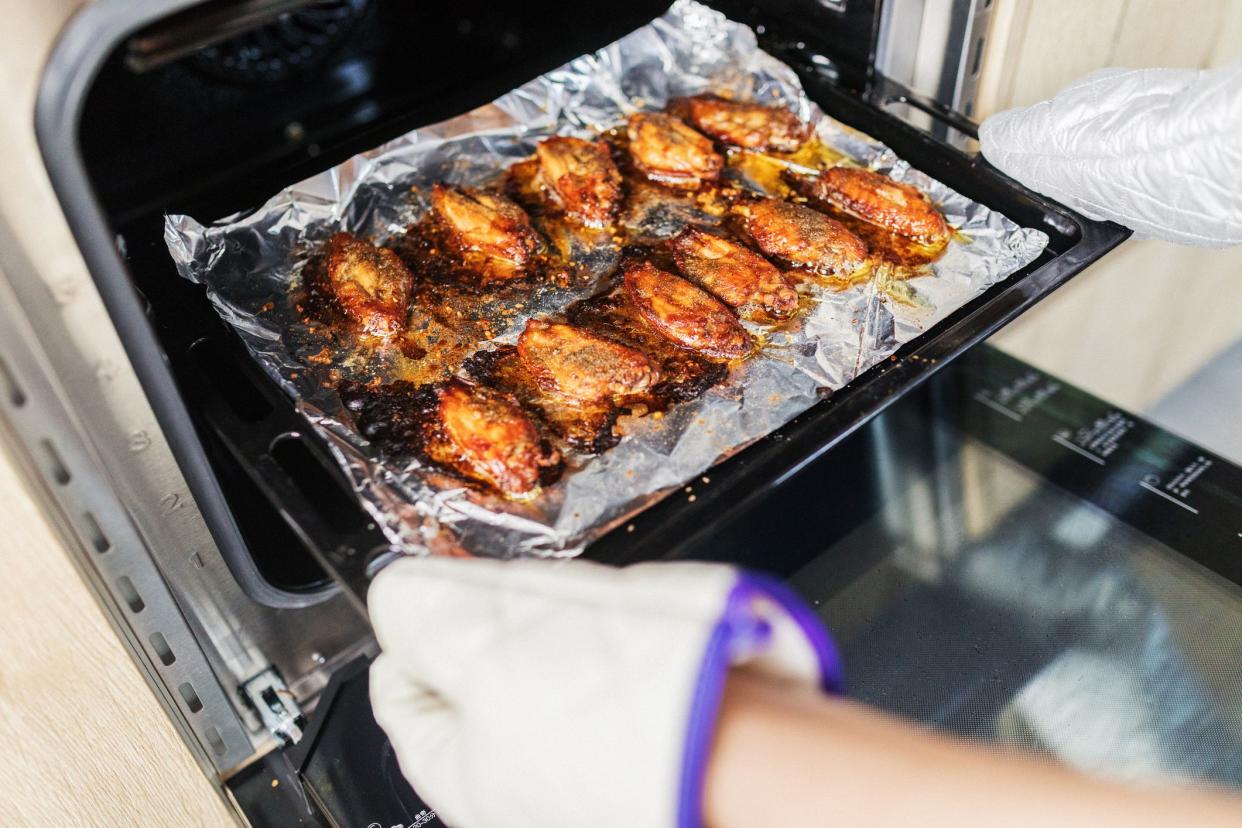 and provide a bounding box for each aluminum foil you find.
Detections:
[164,0,1049,559]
